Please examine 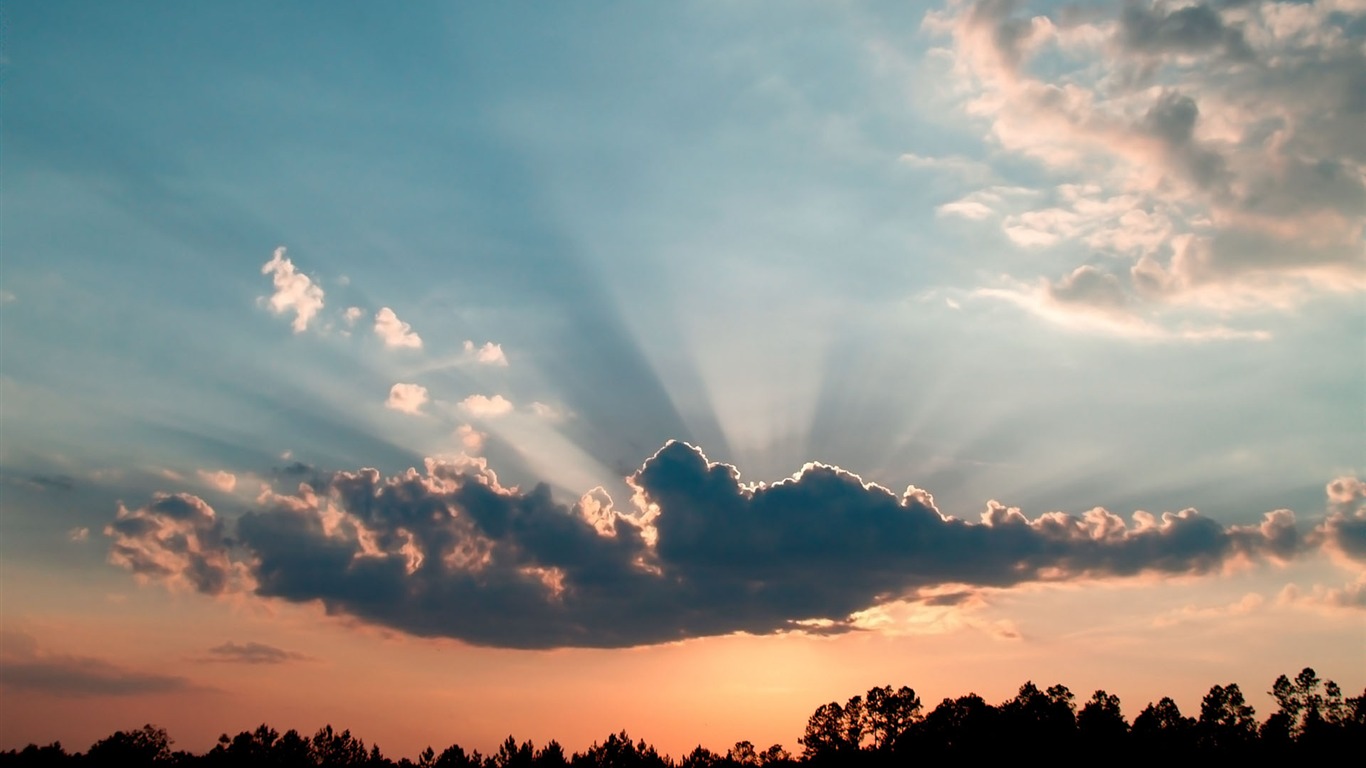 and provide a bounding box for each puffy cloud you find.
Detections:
[926,0,1366,333]
[343,306,364,326]
[463,340,509,366]
[1317,476,1366,567]
[107,442,1327,649]
[459,394,513,418]
[105,492,247,595]
[260,247,325,333]
[195,641,308,665]
[385,383,429,415]
[374,307,422,349]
